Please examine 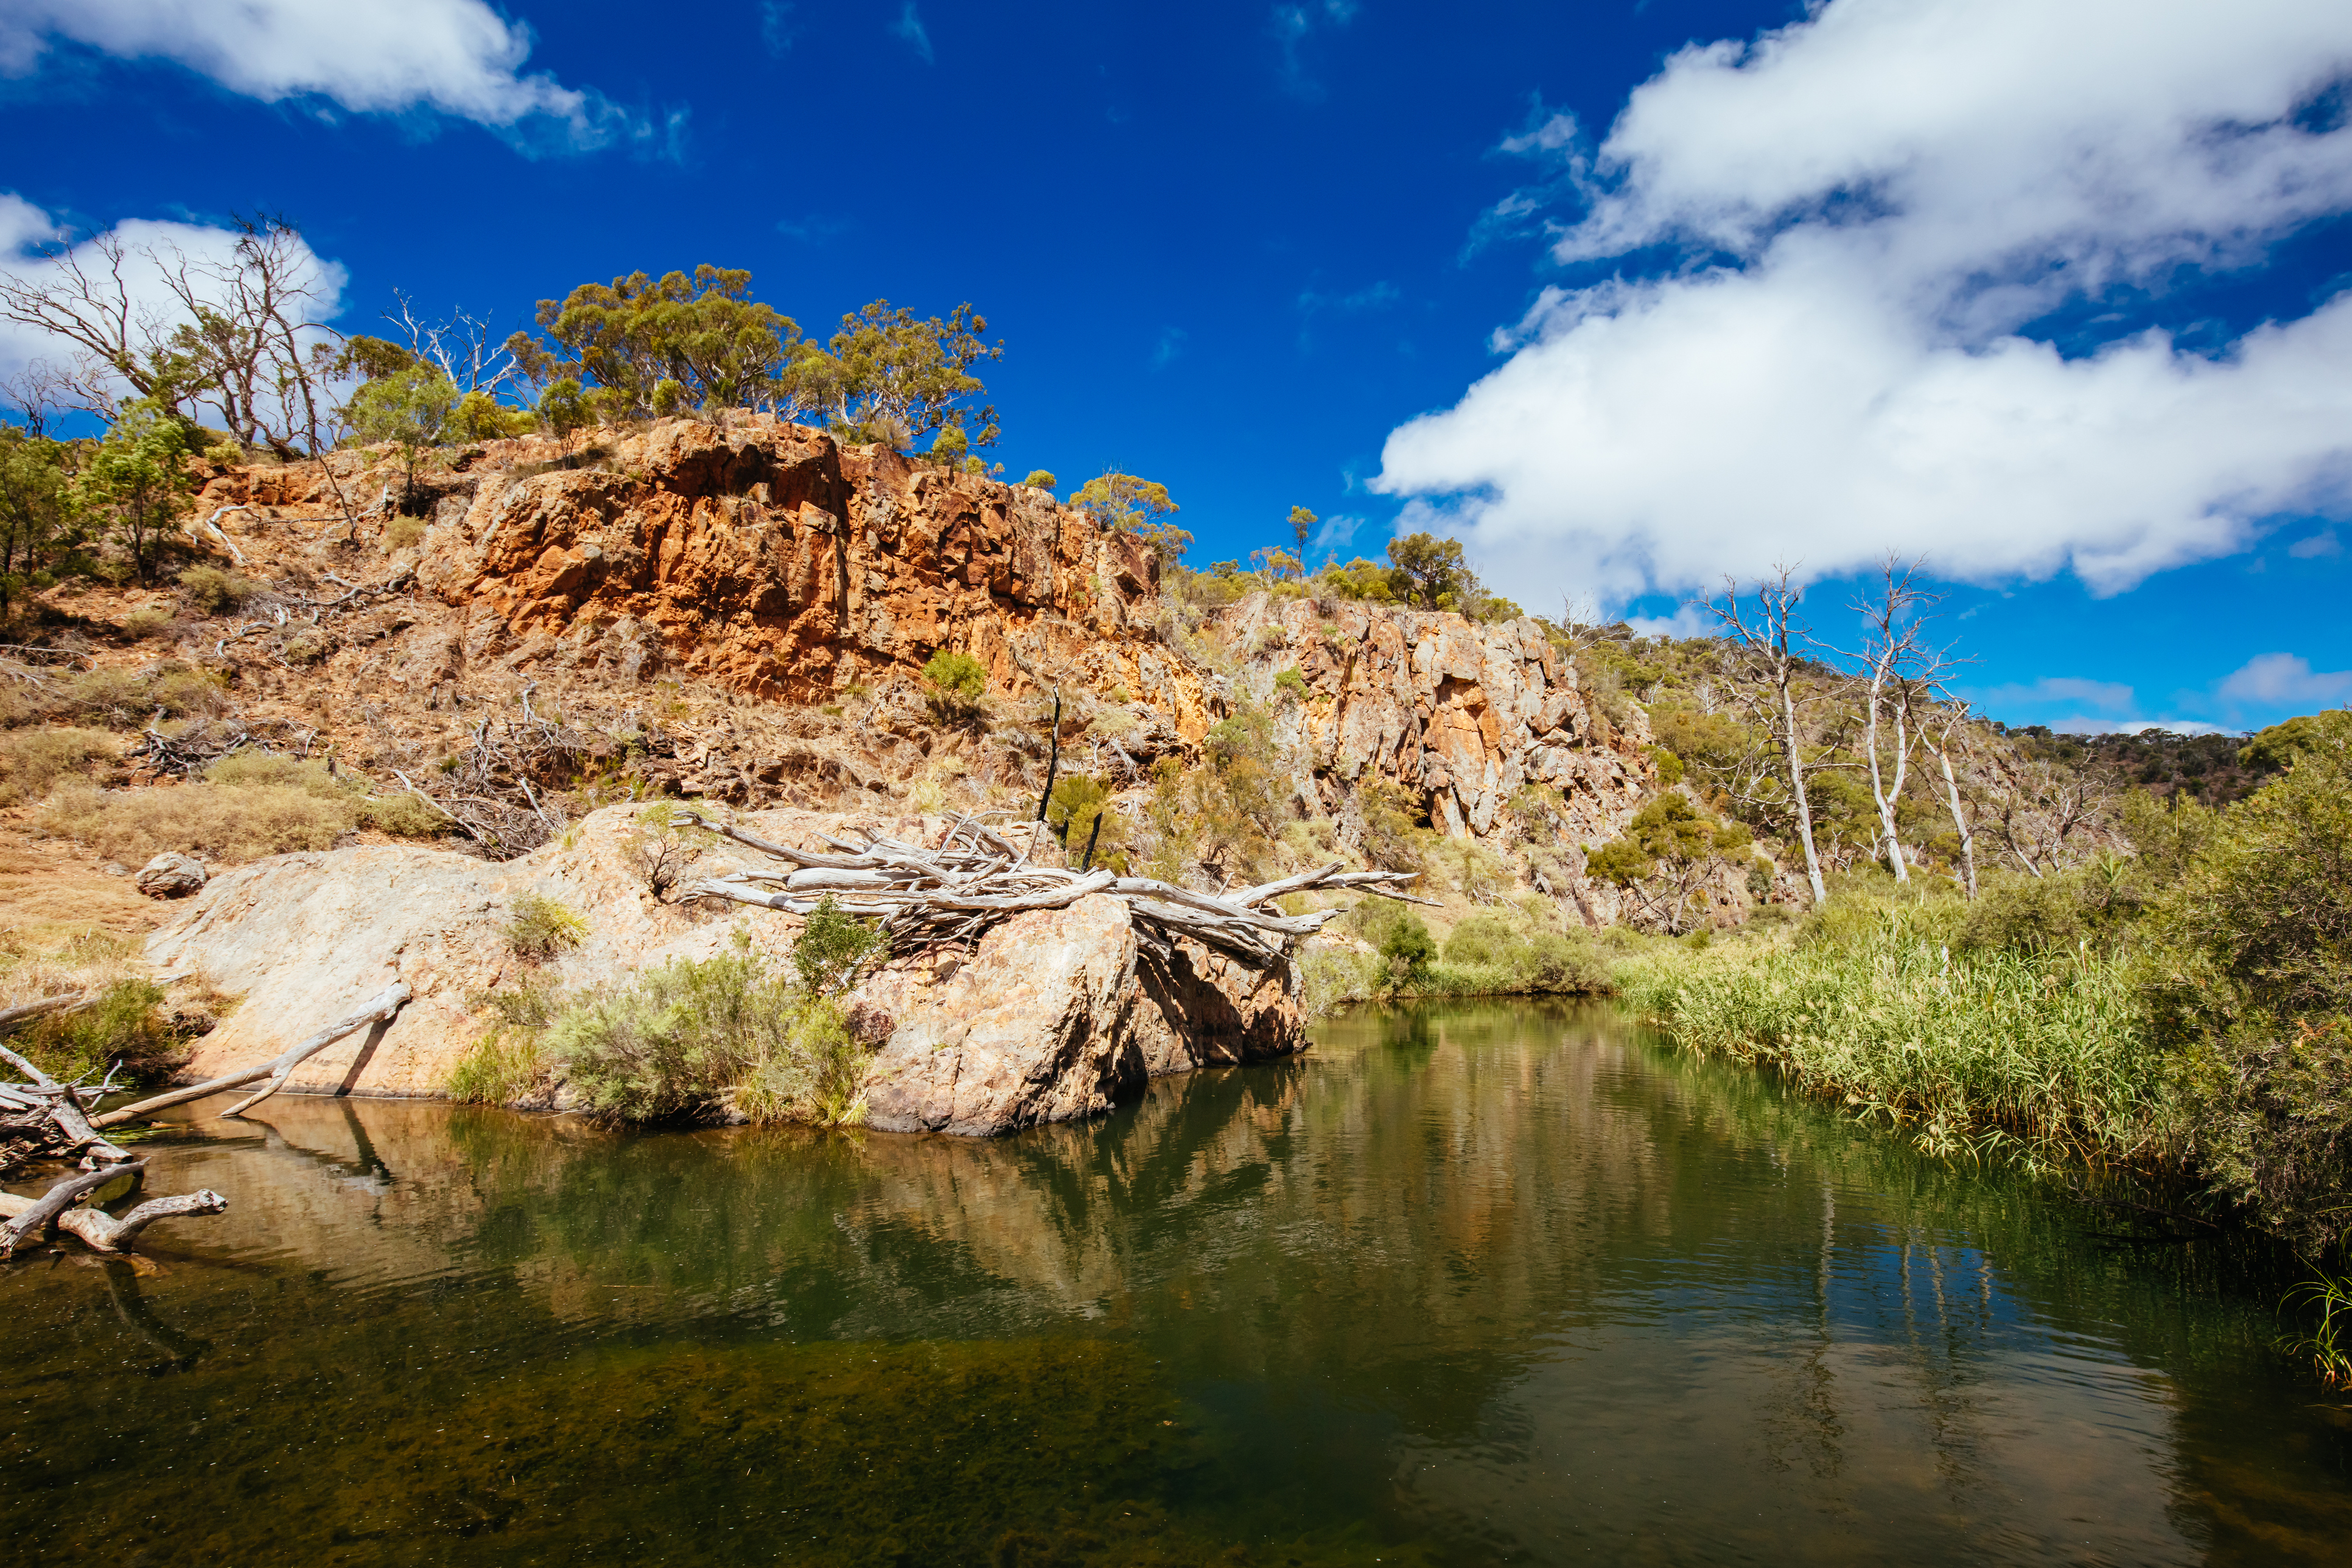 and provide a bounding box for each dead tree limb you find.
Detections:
[91,980,412,1129]
[0,1164,229,1257]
